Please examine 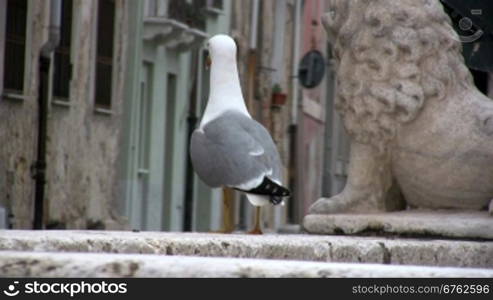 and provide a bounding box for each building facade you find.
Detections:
[0,0,344,232]
[120,0,232,232]
[0,0,135,229]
